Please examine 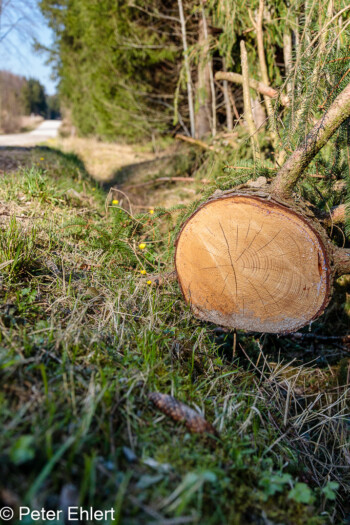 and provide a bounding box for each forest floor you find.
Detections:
[0,145,349,524]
